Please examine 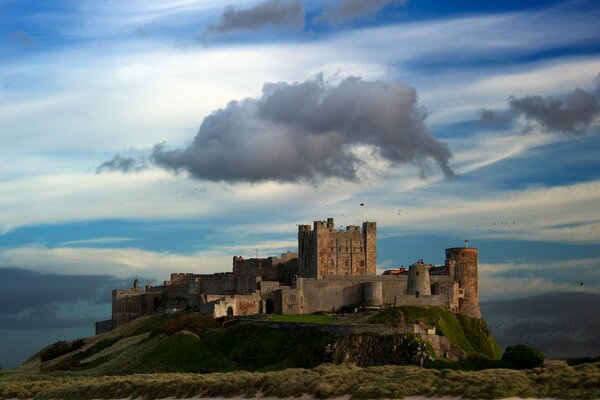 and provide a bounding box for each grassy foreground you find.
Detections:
[1,362,599,399]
